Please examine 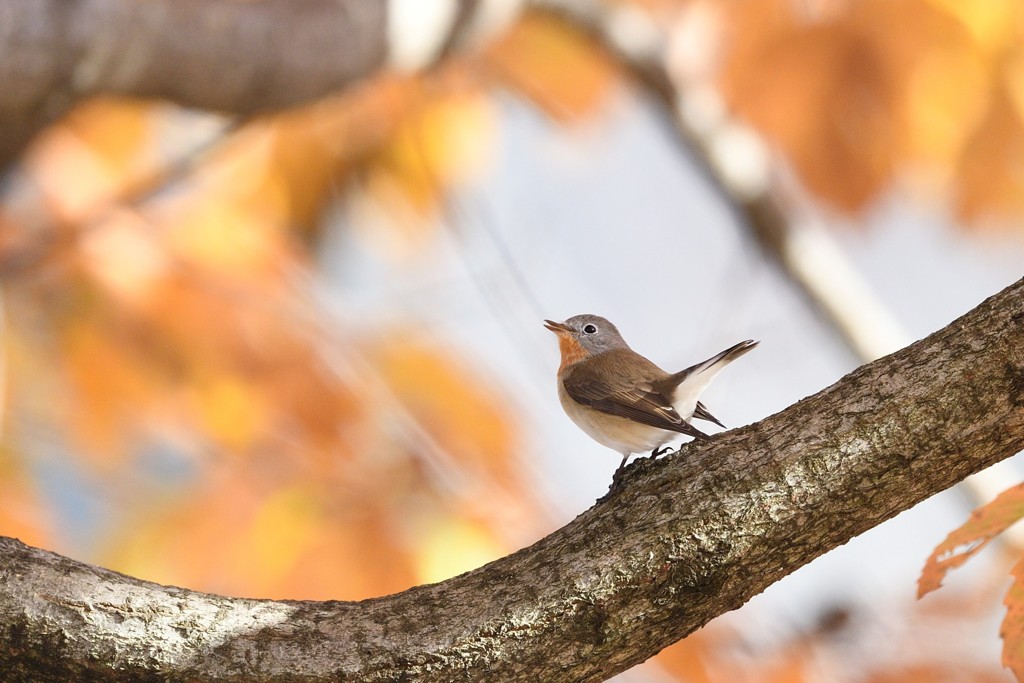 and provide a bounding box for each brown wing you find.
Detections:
[562,349,710,440]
